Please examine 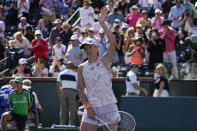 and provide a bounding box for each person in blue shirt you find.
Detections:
[106,7,125,28]
[168,0,185,31]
